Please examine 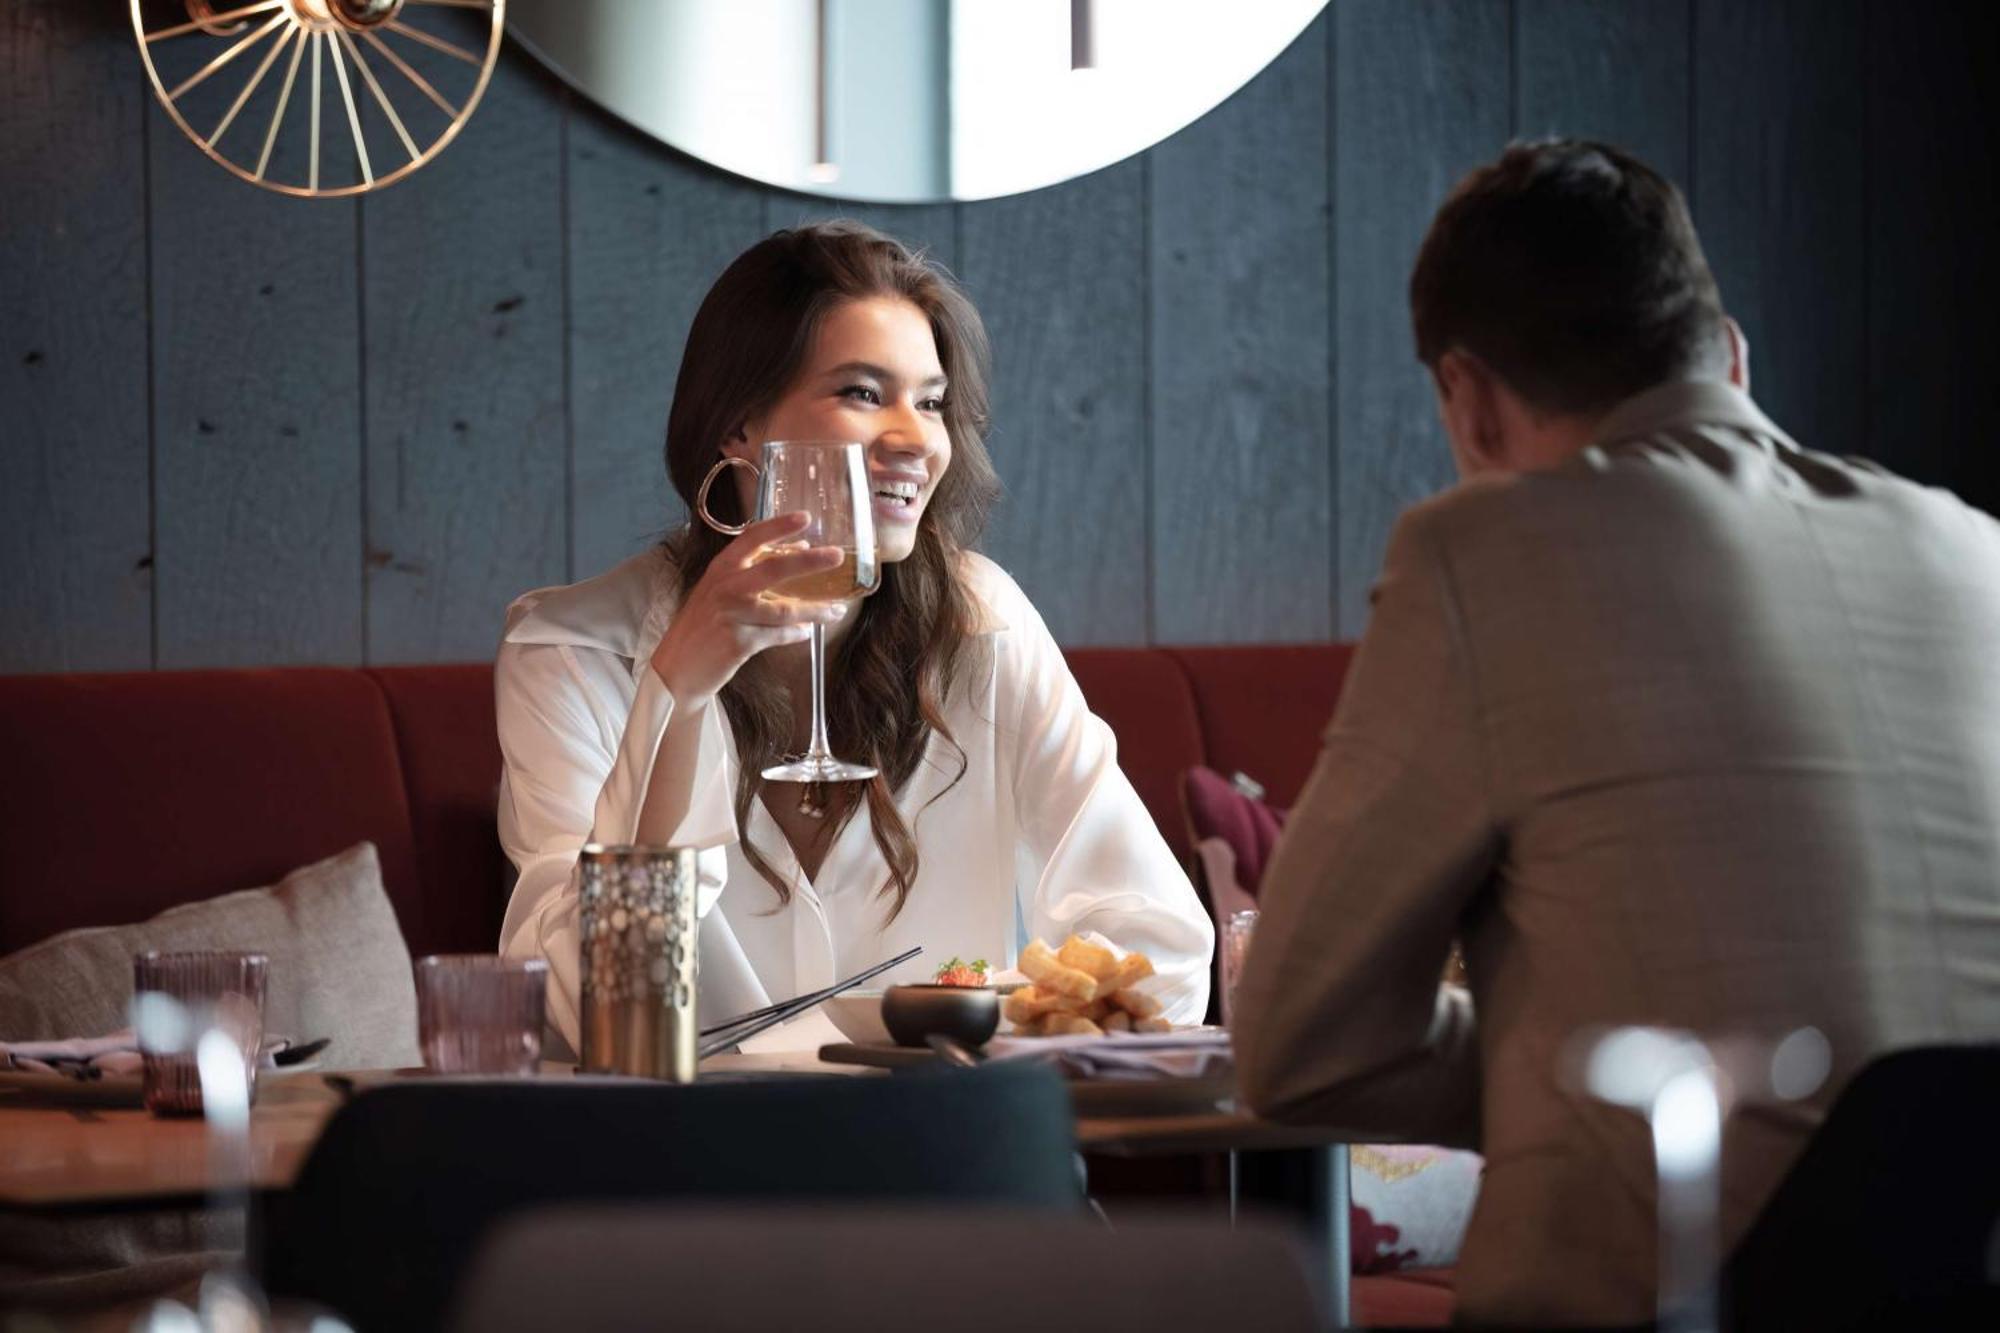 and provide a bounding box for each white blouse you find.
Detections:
[495,546,1213,1053]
